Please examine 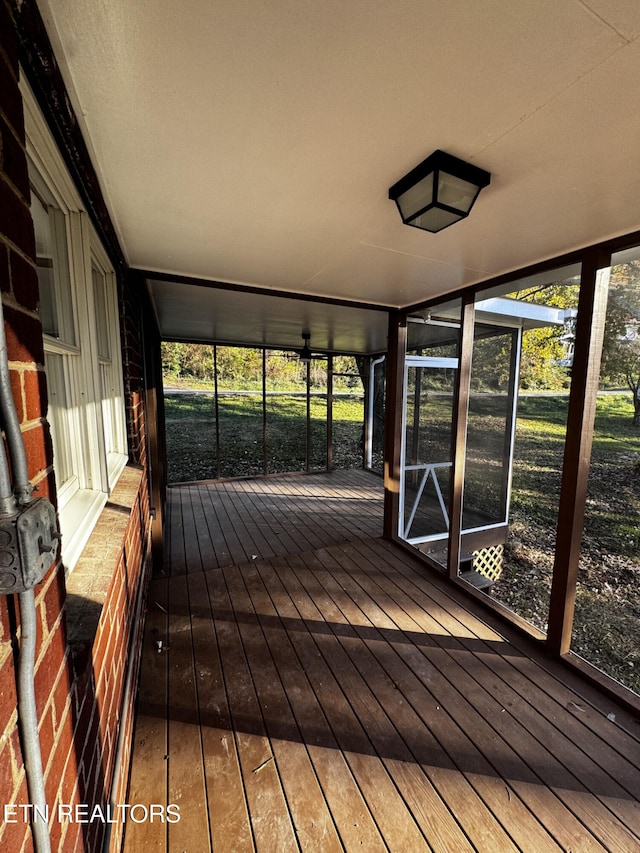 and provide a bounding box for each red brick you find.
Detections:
[10,249,39,311]
[9,726,22,773]
[86,820,104,853]
[24,367,47,422]
[0,807,31,853]
[33,469,57,508]
[37,700,56,771]
[42,567,66,636]
[0,50,24,143]
[0,1,19,75]
[21,423,51,483]
[65,820,83,853]
[0,242,9,294]
[58,739,79,804]
[0,651,17,736]
[0,594,11,641]
[80,707,100,772]
[33,623,66,719]
[71,692,90,756]
[0,732,14,801]
[45,721,74,807]
[84,735,104,804]
[3,303,43,365]
[52,662,72,726]
[92,623,109,677]
[48,805,65,853]
[0,113,29,200]
[0,176,34,258]
[45,753,61,806]
[9,367,24,422]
